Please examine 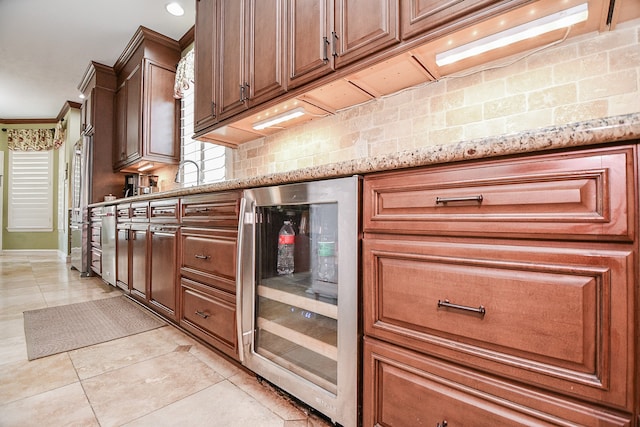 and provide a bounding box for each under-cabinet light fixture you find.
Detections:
[165,2,185,17]
[435,3,589,67]
[137,163,154,172]
[252,107,306,130]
